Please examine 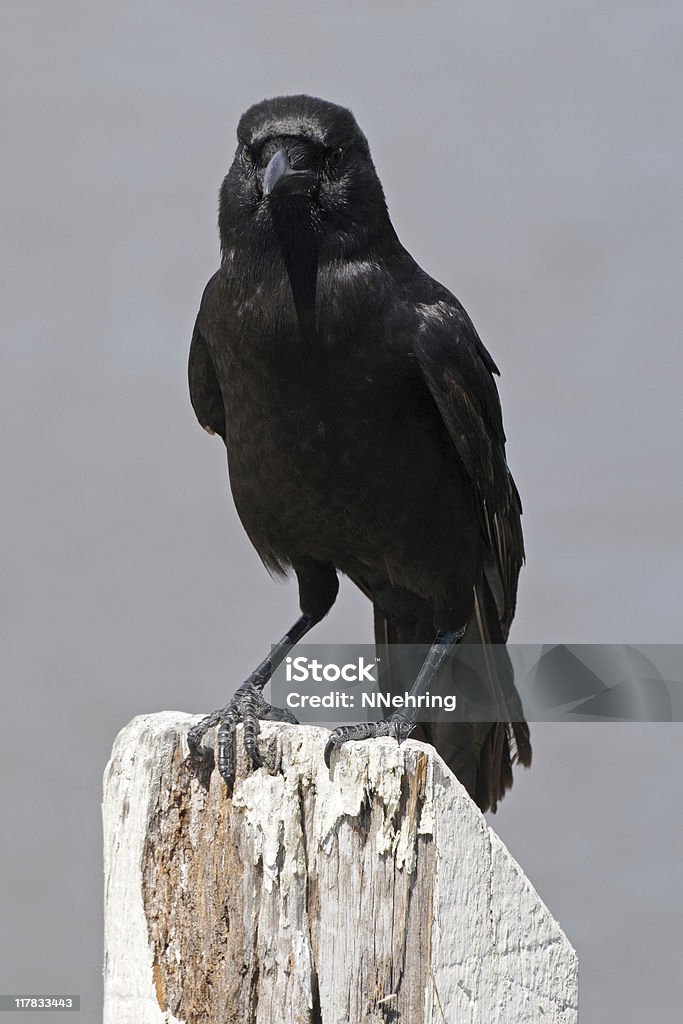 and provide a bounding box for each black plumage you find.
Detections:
[188,95,530,811]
